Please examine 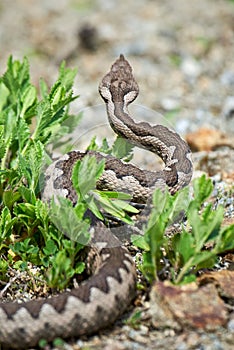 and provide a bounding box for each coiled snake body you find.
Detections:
[0,55,193,349]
